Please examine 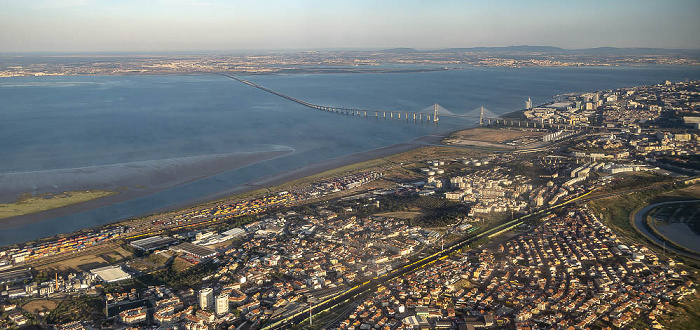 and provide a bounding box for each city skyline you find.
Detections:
[1,0,699,53]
